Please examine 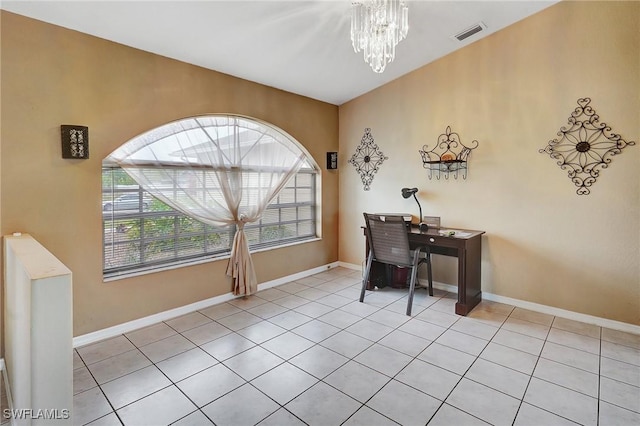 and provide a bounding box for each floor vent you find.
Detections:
[453,22,486,42]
